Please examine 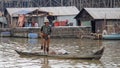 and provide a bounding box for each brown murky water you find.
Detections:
[0,37,120,68]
